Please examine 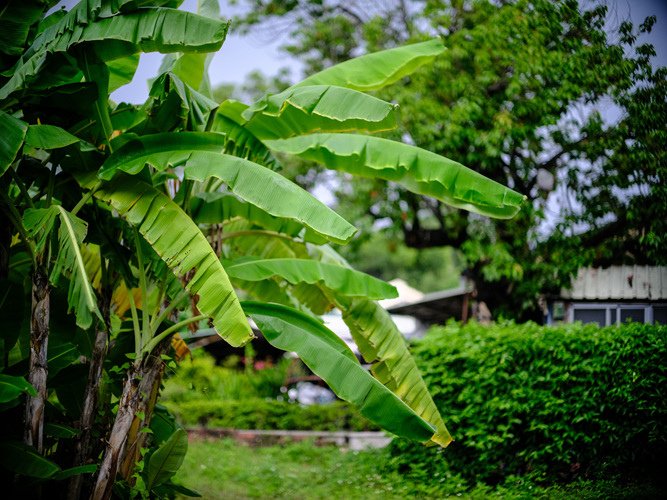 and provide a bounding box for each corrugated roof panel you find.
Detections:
[609,267,623,299]
[560,266,667,300]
